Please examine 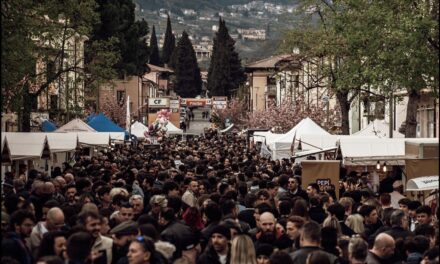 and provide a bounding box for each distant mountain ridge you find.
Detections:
[137,0,294,13]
